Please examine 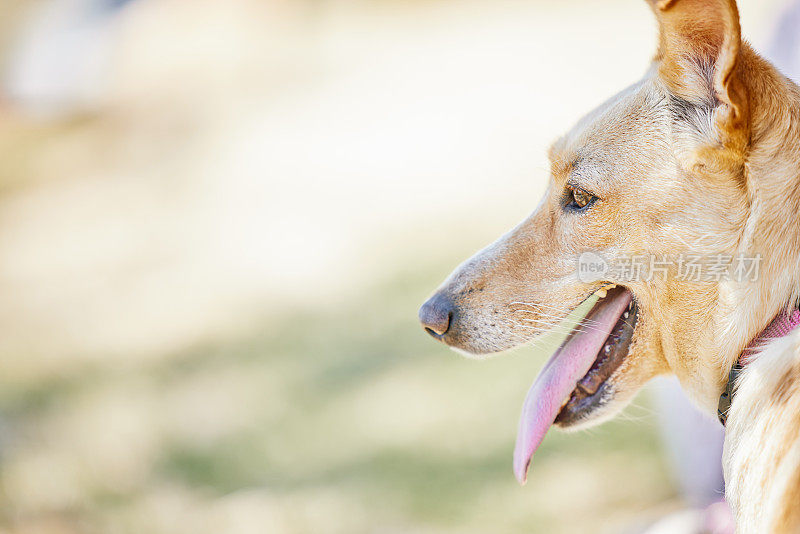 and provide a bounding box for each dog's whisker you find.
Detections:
[516,305,638,331]
[511,310,607,328]
[510,301,633,326]
[512,323,581,336]
[516,314,612,331]
[510,305,611,327]
[511,316,597,333]
[511,303,638,330]
[509,301,580,314]
[519,316,615,335]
